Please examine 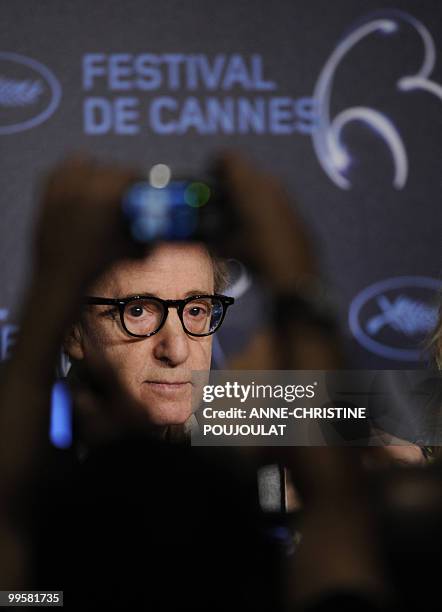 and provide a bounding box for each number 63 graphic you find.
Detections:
[312,10,442,190]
